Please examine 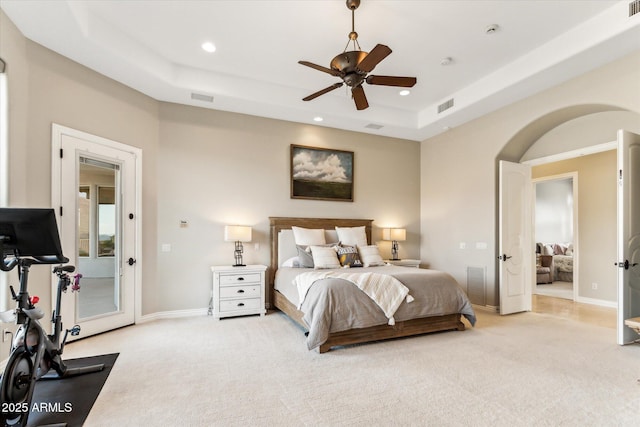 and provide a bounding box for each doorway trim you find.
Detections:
[532,172,579,302]
[51,124,143,326]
